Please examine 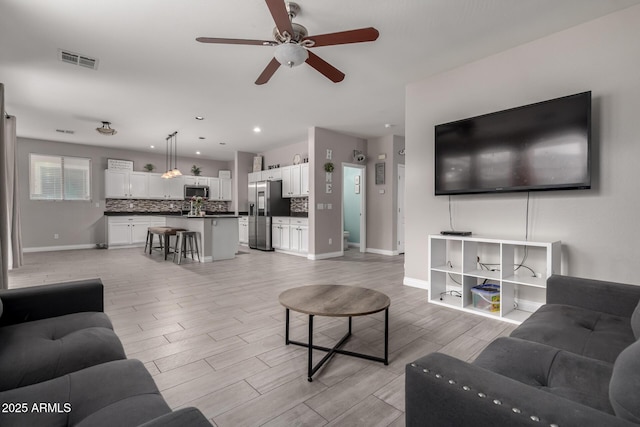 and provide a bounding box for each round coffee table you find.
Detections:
[279,284,390,381]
